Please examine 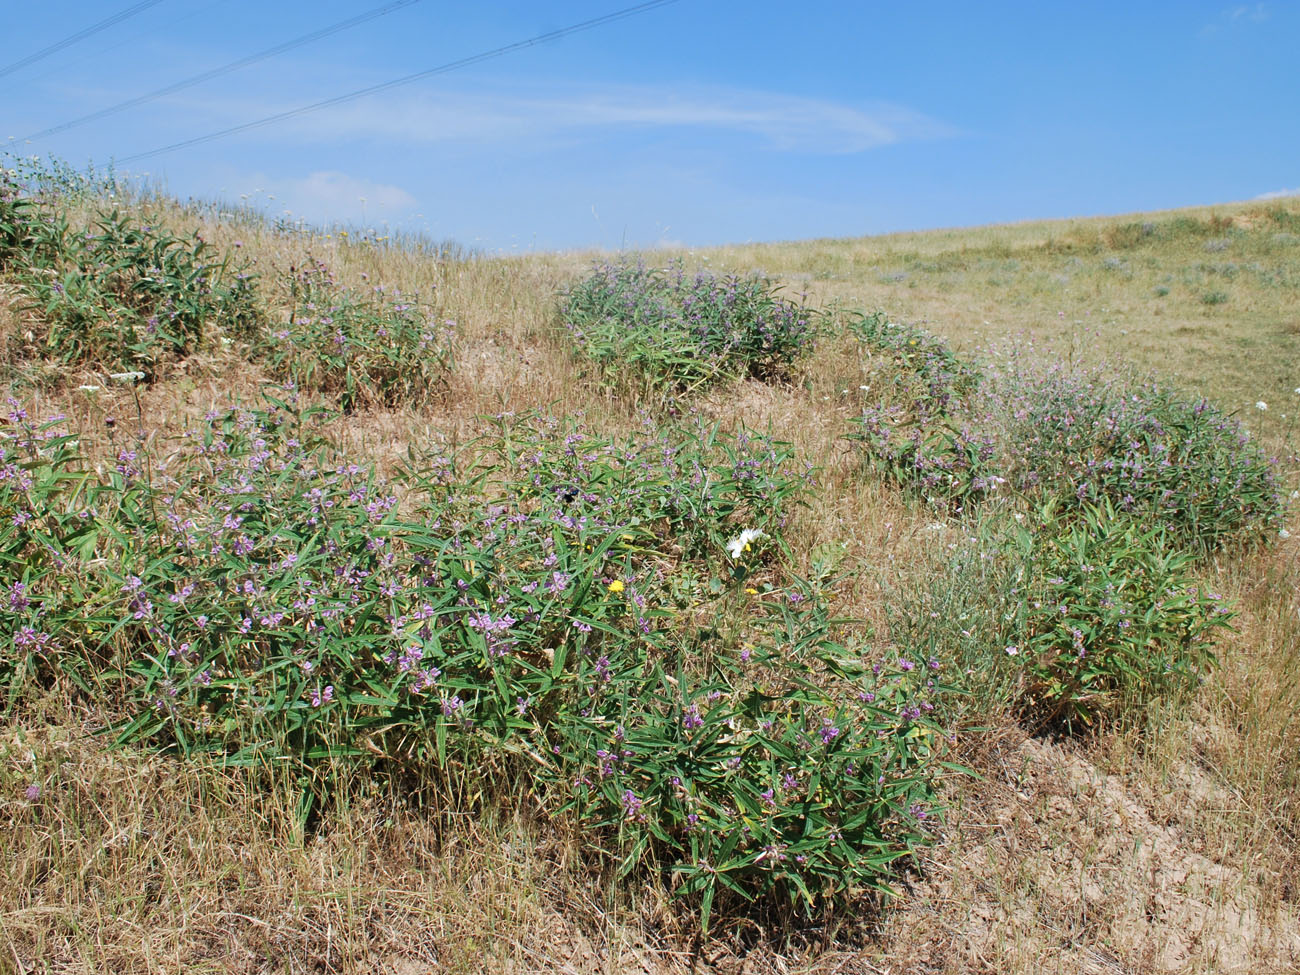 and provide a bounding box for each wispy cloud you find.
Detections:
[1229,3,1269,22]
[175,83,956,155]
[1202,3,1269,34]
[1256,186,1299,200]
[237,171,417,224]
